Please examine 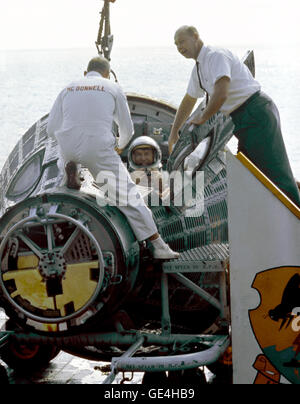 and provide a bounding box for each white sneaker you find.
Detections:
[151,236,180,260]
